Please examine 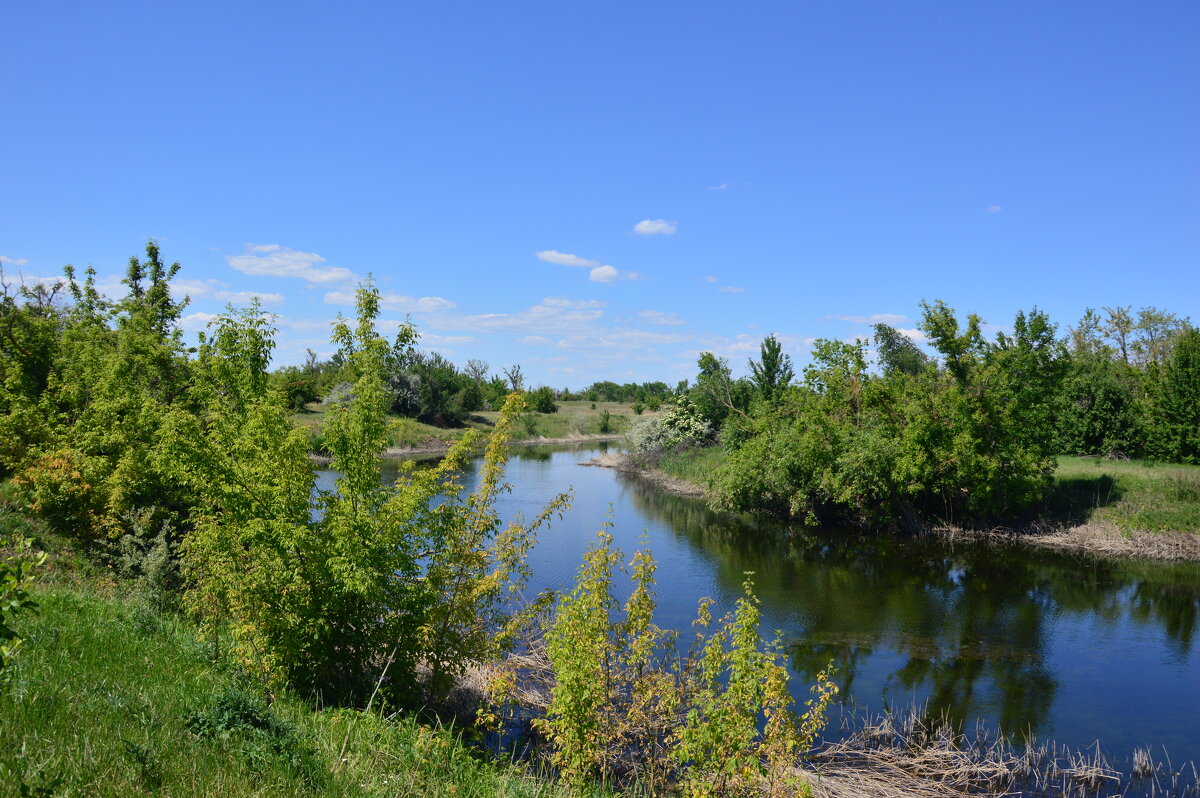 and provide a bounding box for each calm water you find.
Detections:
[318,443,1200,767]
